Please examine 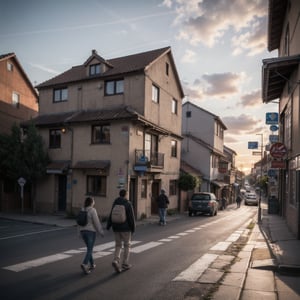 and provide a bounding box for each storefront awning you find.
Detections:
[262,55,300,103]
[211,180,228,188]
[47,160,70,174]
[72,160,110,170]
